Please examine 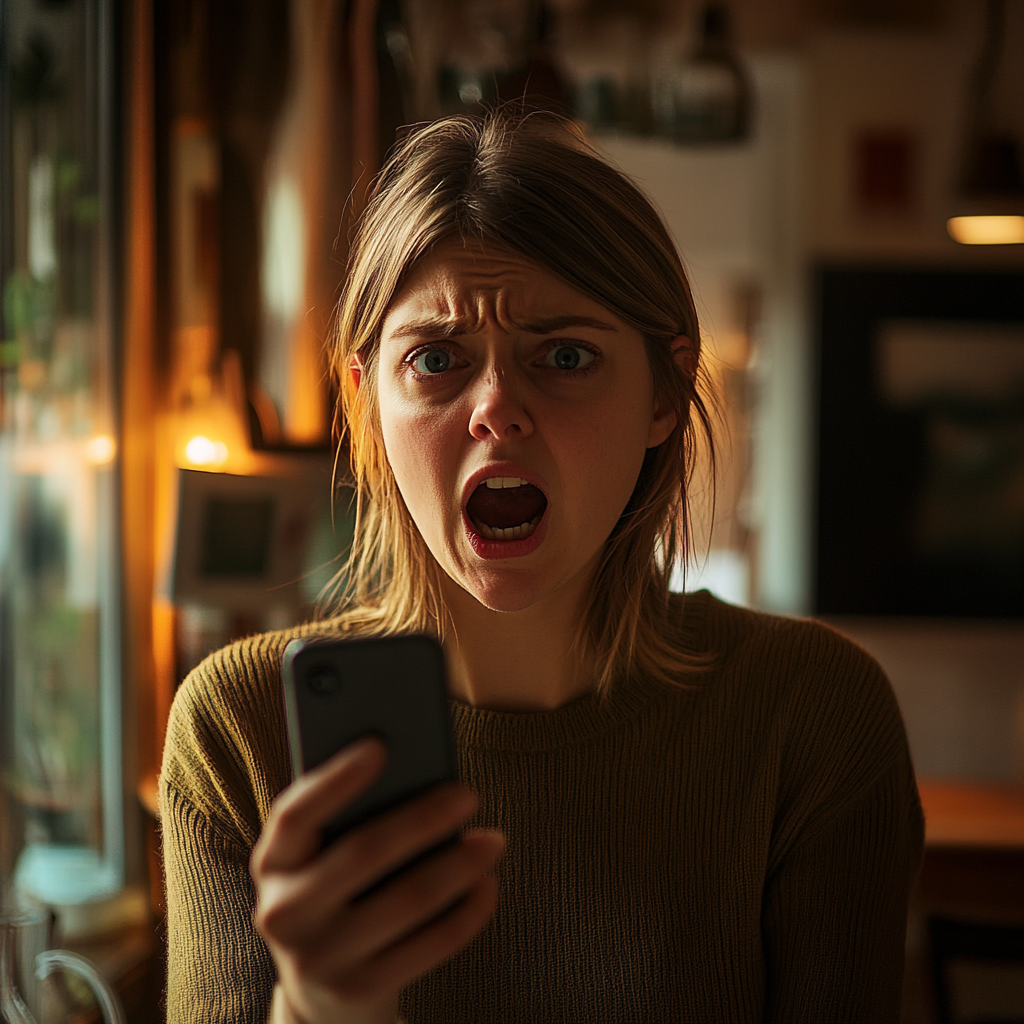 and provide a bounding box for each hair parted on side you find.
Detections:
[322,107,716,695]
